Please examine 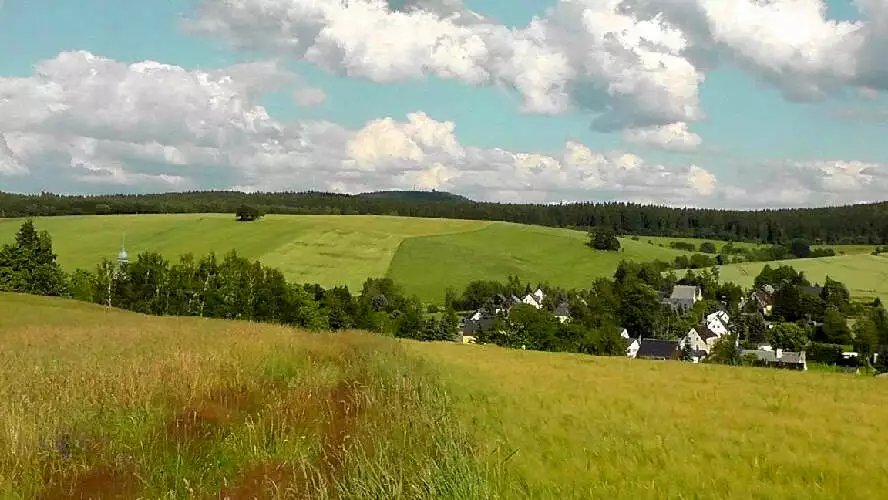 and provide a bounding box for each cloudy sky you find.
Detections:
[1,0,887,208]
